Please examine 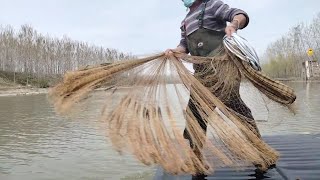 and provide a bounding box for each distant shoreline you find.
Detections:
[274,77,320,82]
[0,79,318,97]
[0,86,131,97]
[0,87,48,97]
